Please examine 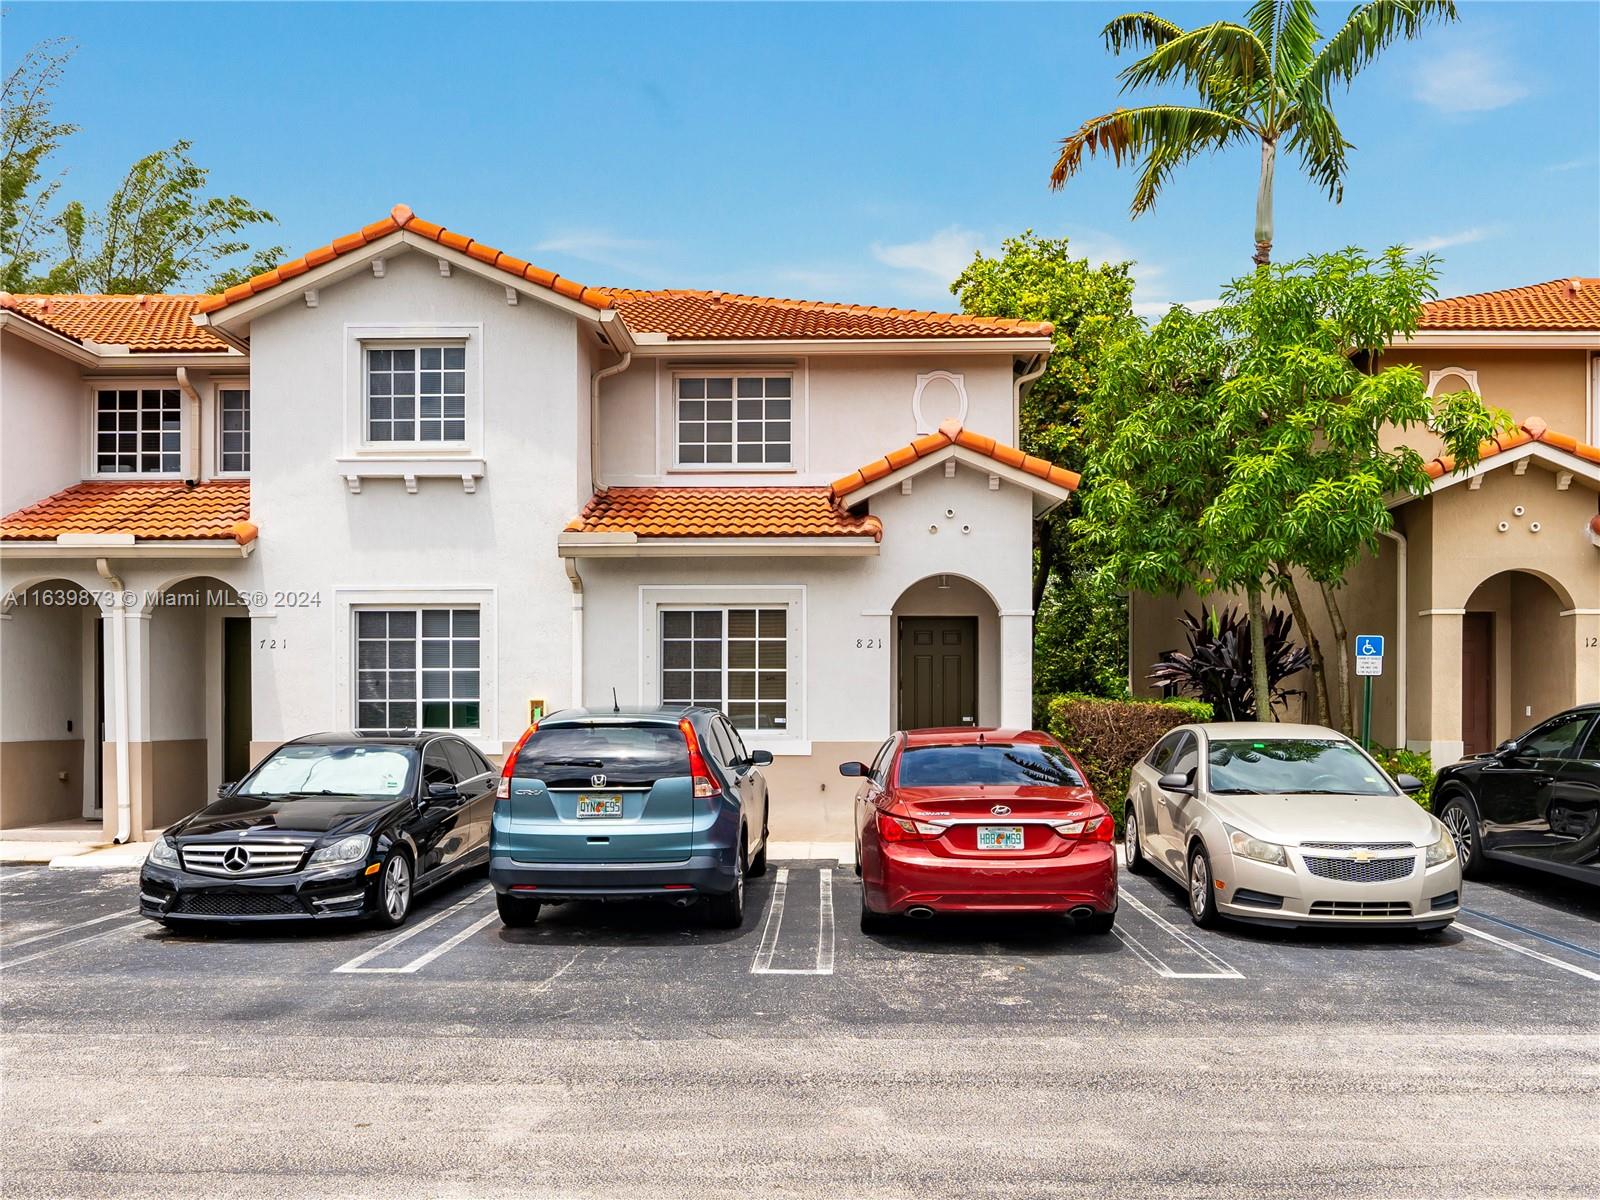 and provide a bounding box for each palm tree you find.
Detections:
[1050,1,1458,266]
